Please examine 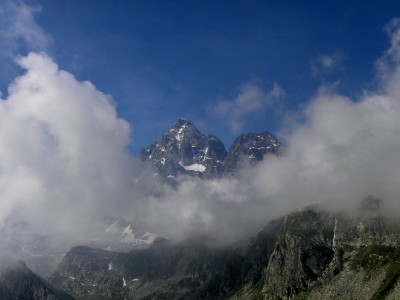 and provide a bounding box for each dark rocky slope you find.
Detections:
[0,259,75,300]
[237,199,400,299]
[49,199,400,300]
[49,222,283,300]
